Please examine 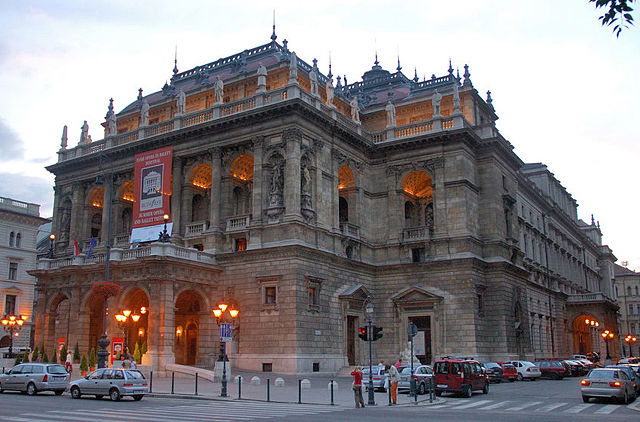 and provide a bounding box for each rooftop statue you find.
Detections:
[214,77,224,104]
[177,89,186,115]
[385,101,396,127]
[432,89,443,116]
[108,112,117,136]
[141,101,150,126]
[60,125,68,149]
[80,120,89,144]
[289,51,298,81]
[326,79,334,106]
[350,96,360,123]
